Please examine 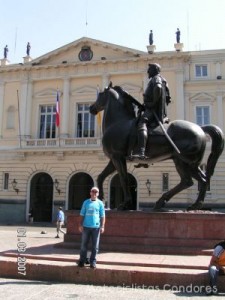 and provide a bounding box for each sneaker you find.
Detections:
[205,286,218,296]
[77,261,84,267]
[55,235,60,238]
[90,263,96,269]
